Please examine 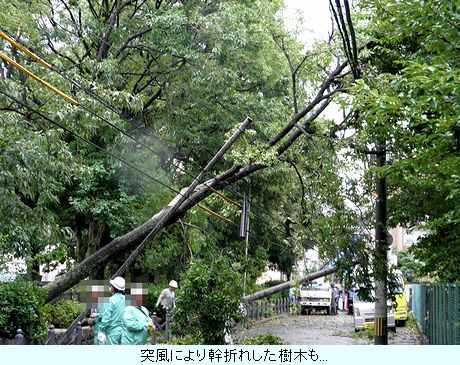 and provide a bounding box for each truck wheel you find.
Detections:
[326,307,330,315]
